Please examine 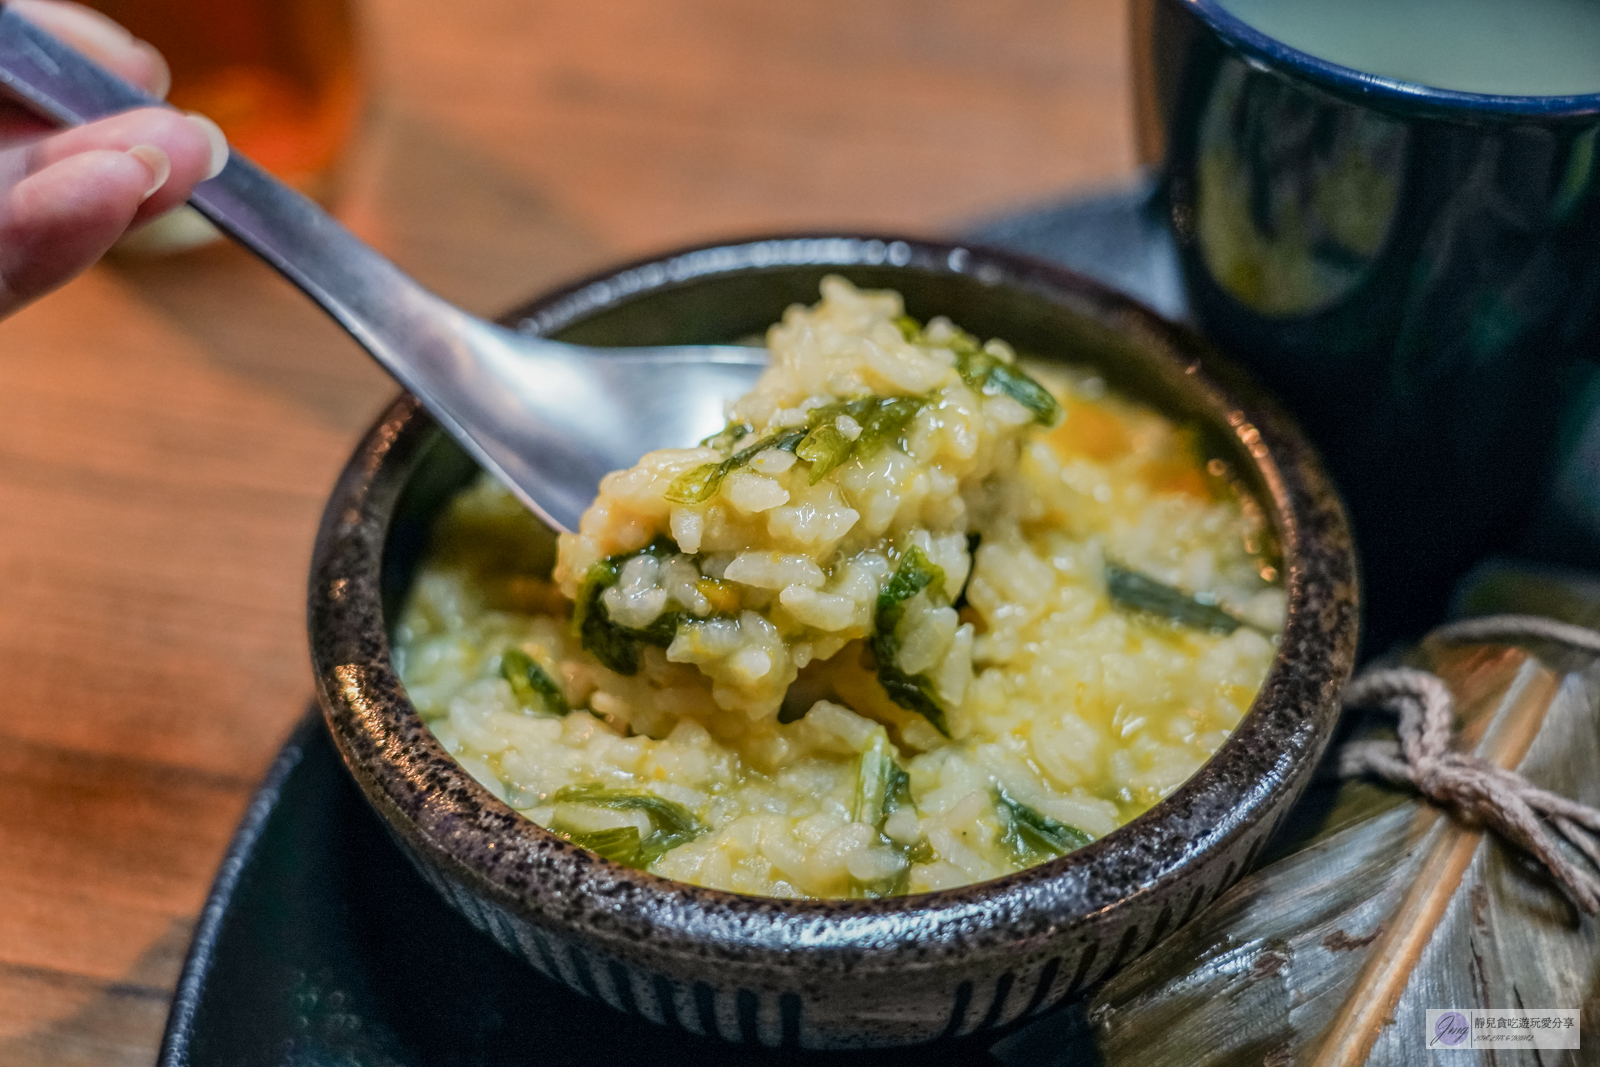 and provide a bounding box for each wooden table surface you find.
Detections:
[0,1,1135,1062]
